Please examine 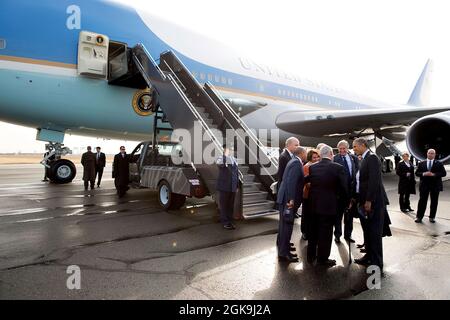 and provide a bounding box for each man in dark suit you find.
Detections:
[415,149,447,223]
[276,137,300,251]
[95,146,106,188]
[276,146,304,263]
[113,146,130,198]
[81,146,96,190]
[216,145,239,230]
[396,152,416,213]
[333,140,359,244]
[353,138,389,271]
[277,137,300,189]
[307,145,348,266]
